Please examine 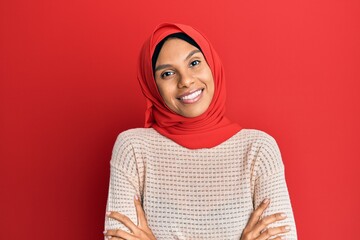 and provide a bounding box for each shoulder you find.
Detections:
[115,128,159,143]
[235,129,284,175]
[232,128,279,149]
[117,127,158,138]
[110,128,159,166]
